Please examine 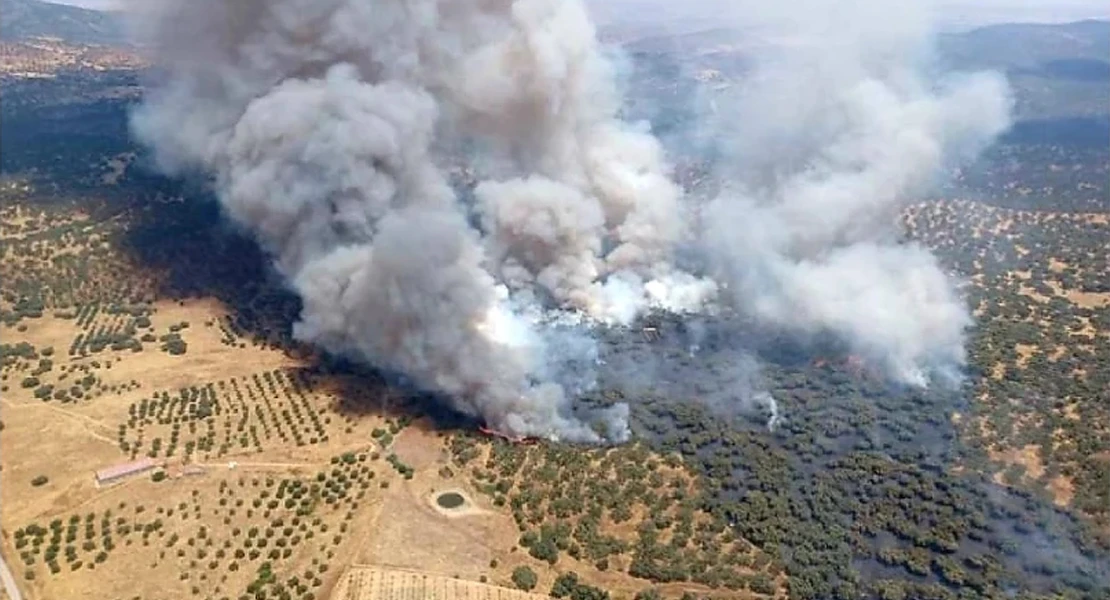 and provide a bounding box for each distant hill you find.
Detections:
[0,0,127,46]
[613,19,1110,121]
[937,19,1110,72]
[939,20,1110,119]
[610,19,1110,75]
